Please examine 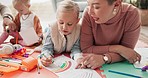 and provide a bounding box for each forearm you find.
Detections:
[109,45,132,54]
[71,48,82,61]
[82,45,125,63]
[41,50,53,57]
[34,16,43,38]
[0,3,13,19]
[108,44,140,62]
[71,38,82,60]
[41,31,54,57]
[42,44,54,57]
[81,45,109,54]
[105,52,125,63]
